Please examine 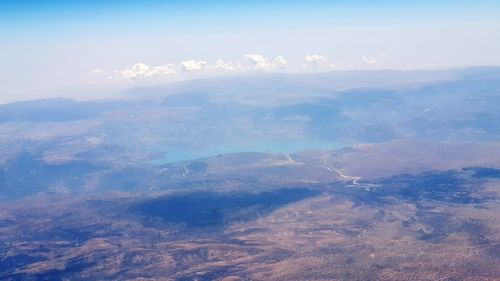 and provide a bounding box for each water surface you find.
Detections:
[156,139,349,164]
